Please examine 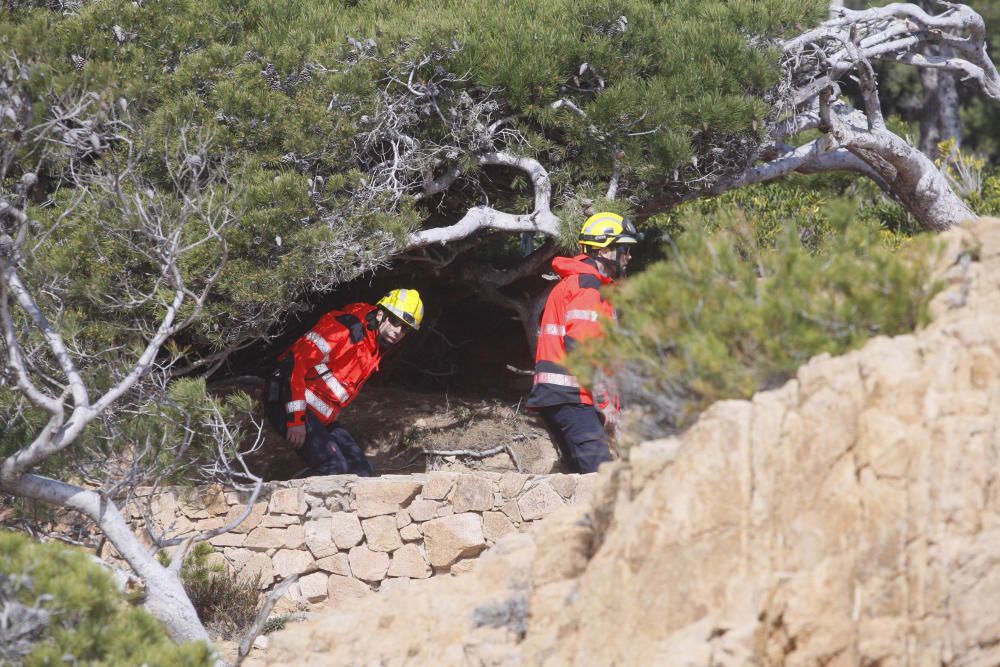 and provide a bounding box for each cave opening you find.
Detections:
[222,273,558,481]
